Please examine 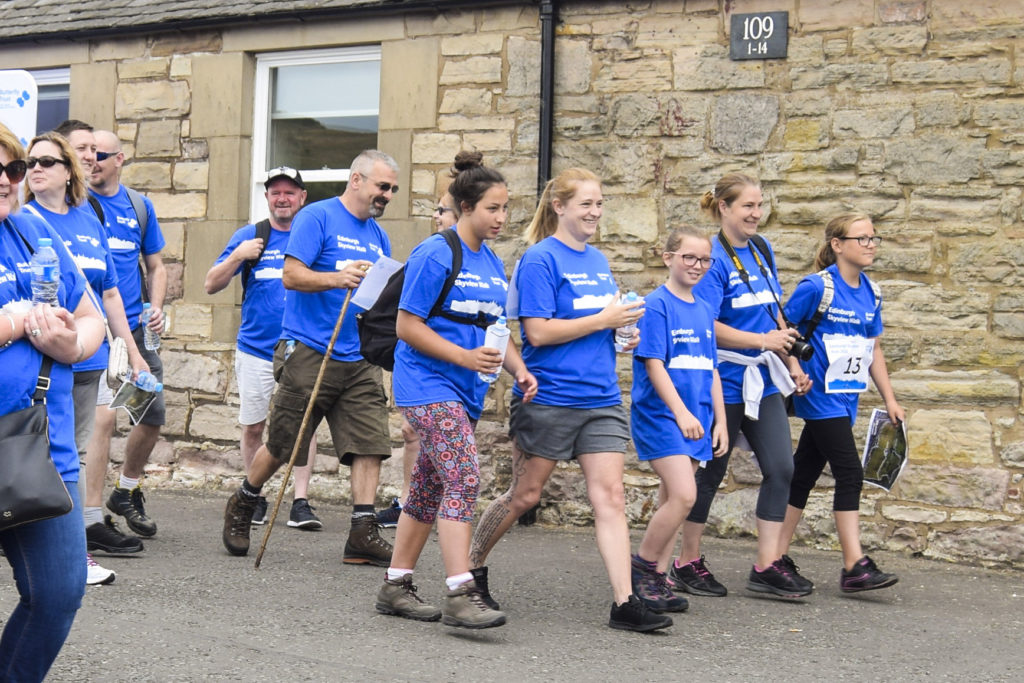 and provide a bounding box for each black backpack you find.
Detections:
[357,229,488,371]
[240,219,272,302]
